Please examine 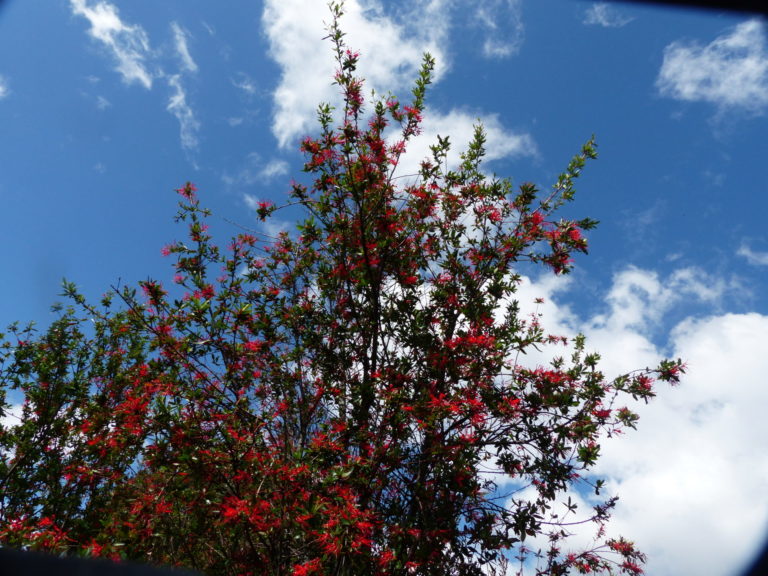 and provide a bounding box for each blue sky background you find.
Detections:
[1,1,767,574]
